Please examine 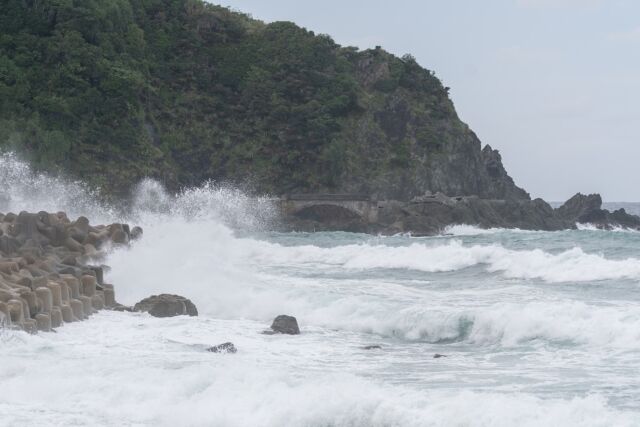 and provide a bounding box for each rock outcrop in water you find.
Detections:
[264,315,300,335]
[280,192,640,235]
[133,294,198,318]
[0,211,139,333]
